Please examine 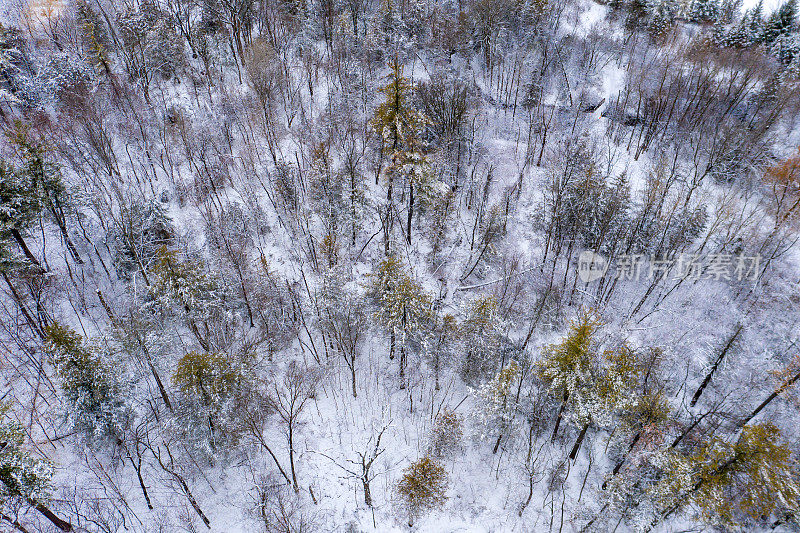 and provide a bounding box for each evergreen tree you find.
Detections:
[0,160,42,267]
[0,406,73,531]
[762,0,797,44]
[686,0,719,23]
[9,126,82,263]
[148,246,221,319]
[538,312,640,459]
[372,60,430,247]
[109,200,174,280]
[370,255,432,387]
[44,323,128,442]
[173,350,247,455]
